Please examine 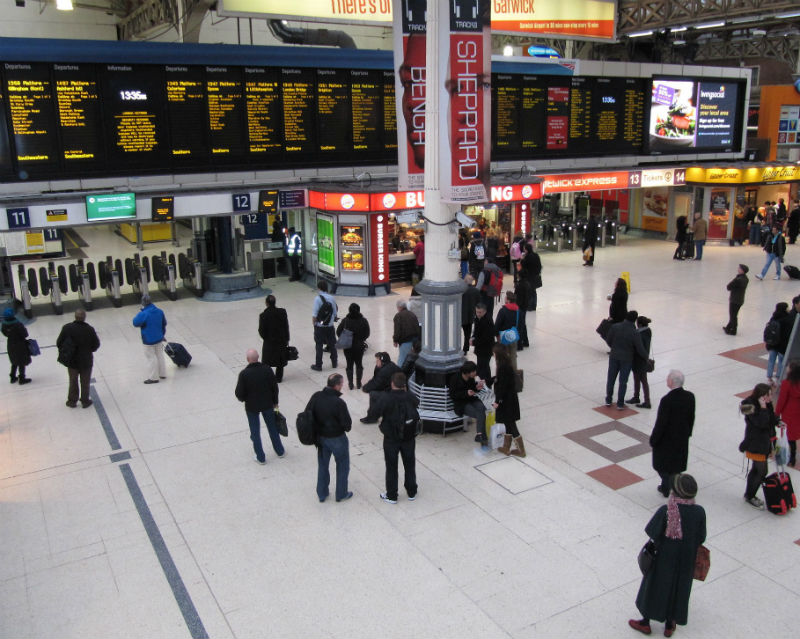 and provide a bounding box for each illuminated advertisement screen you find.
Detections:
[316,214,336,276]
[86,192,137,221]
